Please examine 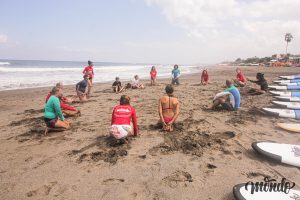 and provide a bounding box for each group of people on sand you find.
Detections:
[43,61,268,144]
